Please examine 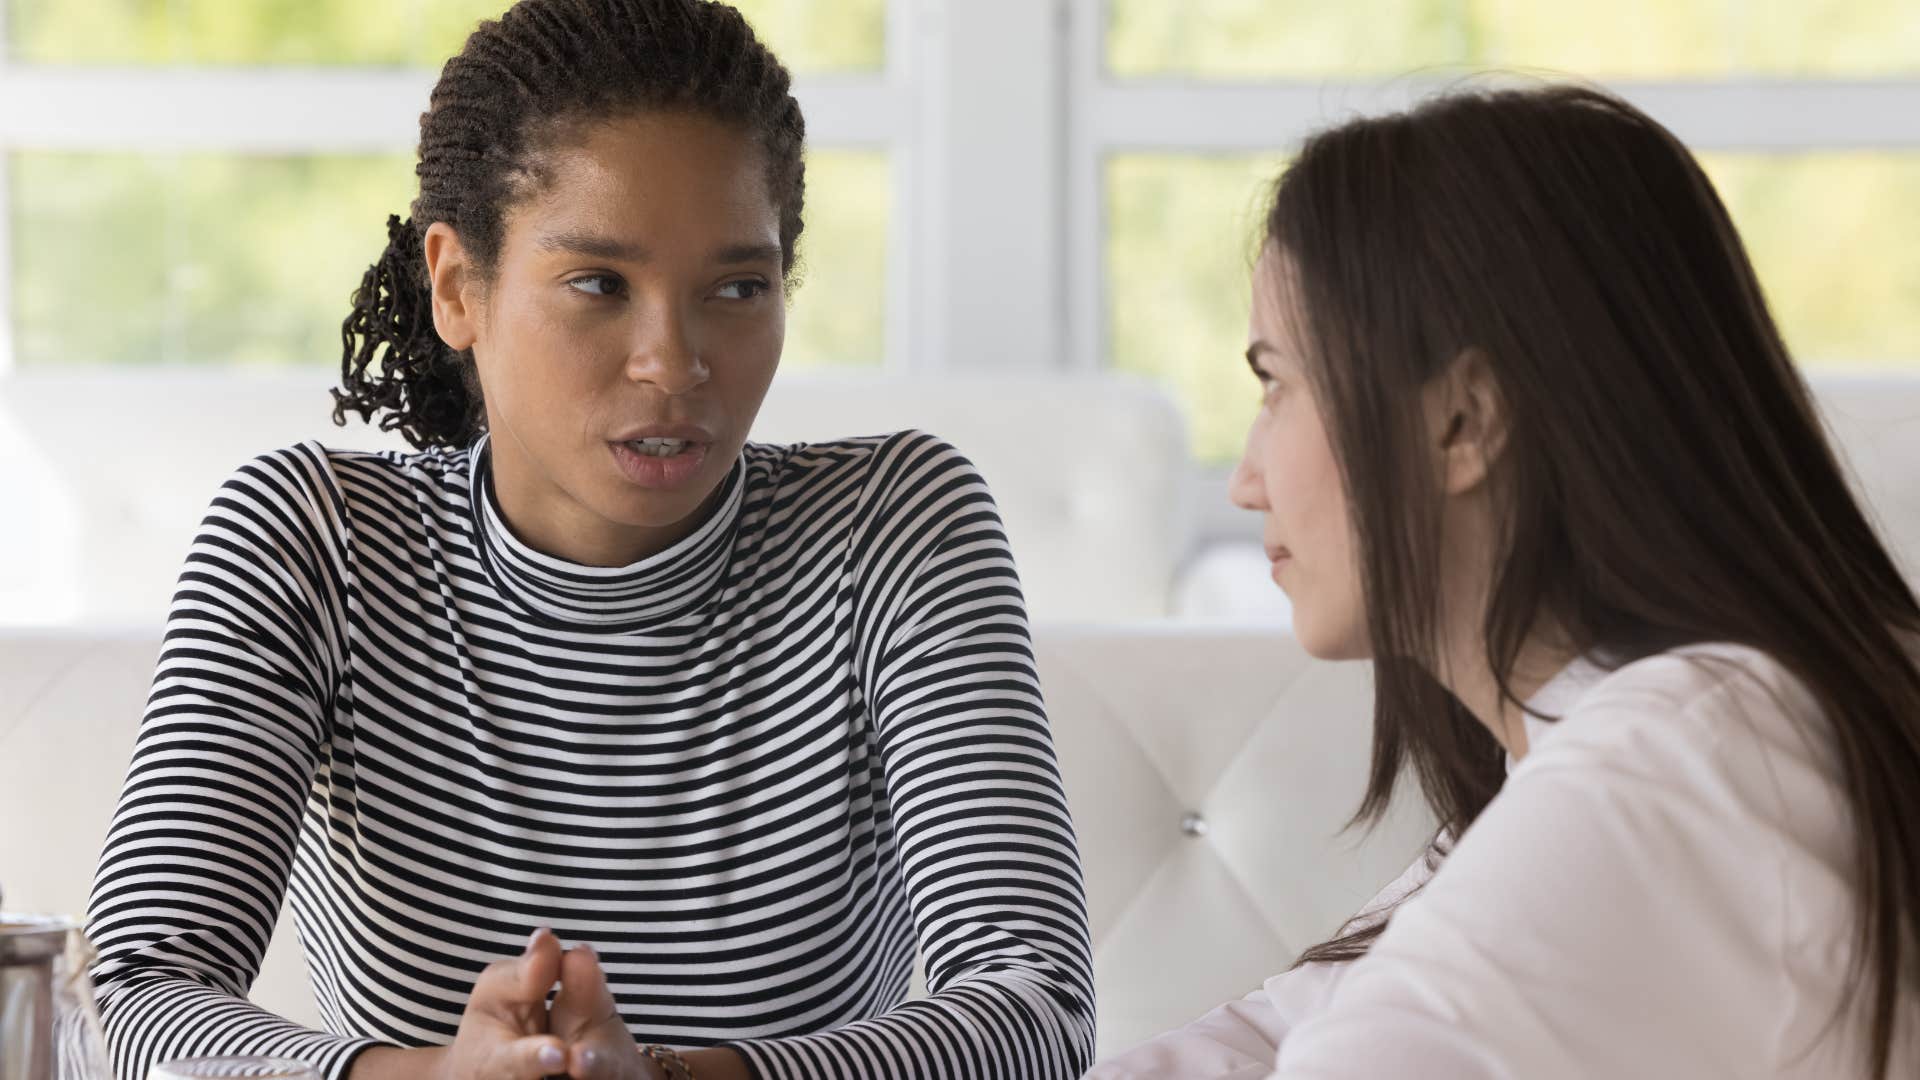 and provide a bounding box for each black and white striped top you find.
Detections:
[86,430,1095,1080]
